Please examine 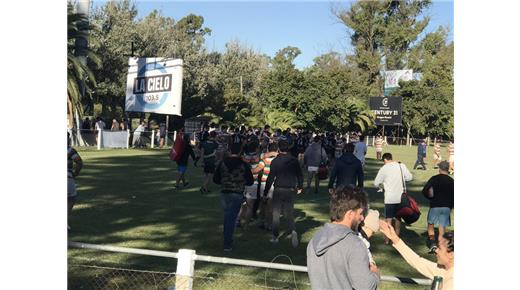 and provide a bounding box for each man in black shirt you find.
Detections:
[421,161,454,253]
[264,140,303,247]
